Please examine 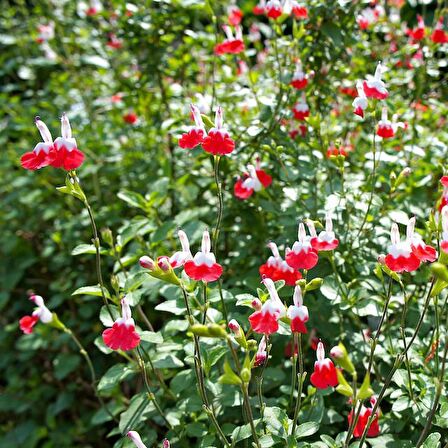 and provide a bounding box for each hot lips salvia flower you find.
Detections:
[102,297,140,351]
[348,397,380,438]
[287,286,309,334]
[234,160,272,199]
[310,341,339,389]
[285,222,319,270]
[214,25,244,55]
[19,294,53,334]
[362,61,388,100]
[21,114,85,171]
